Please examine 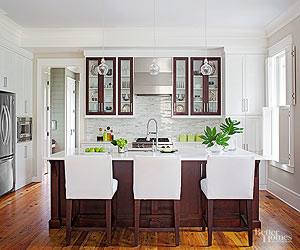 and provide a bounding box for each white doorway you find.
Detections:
[66,77,76,154]
[36,58,84,183]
